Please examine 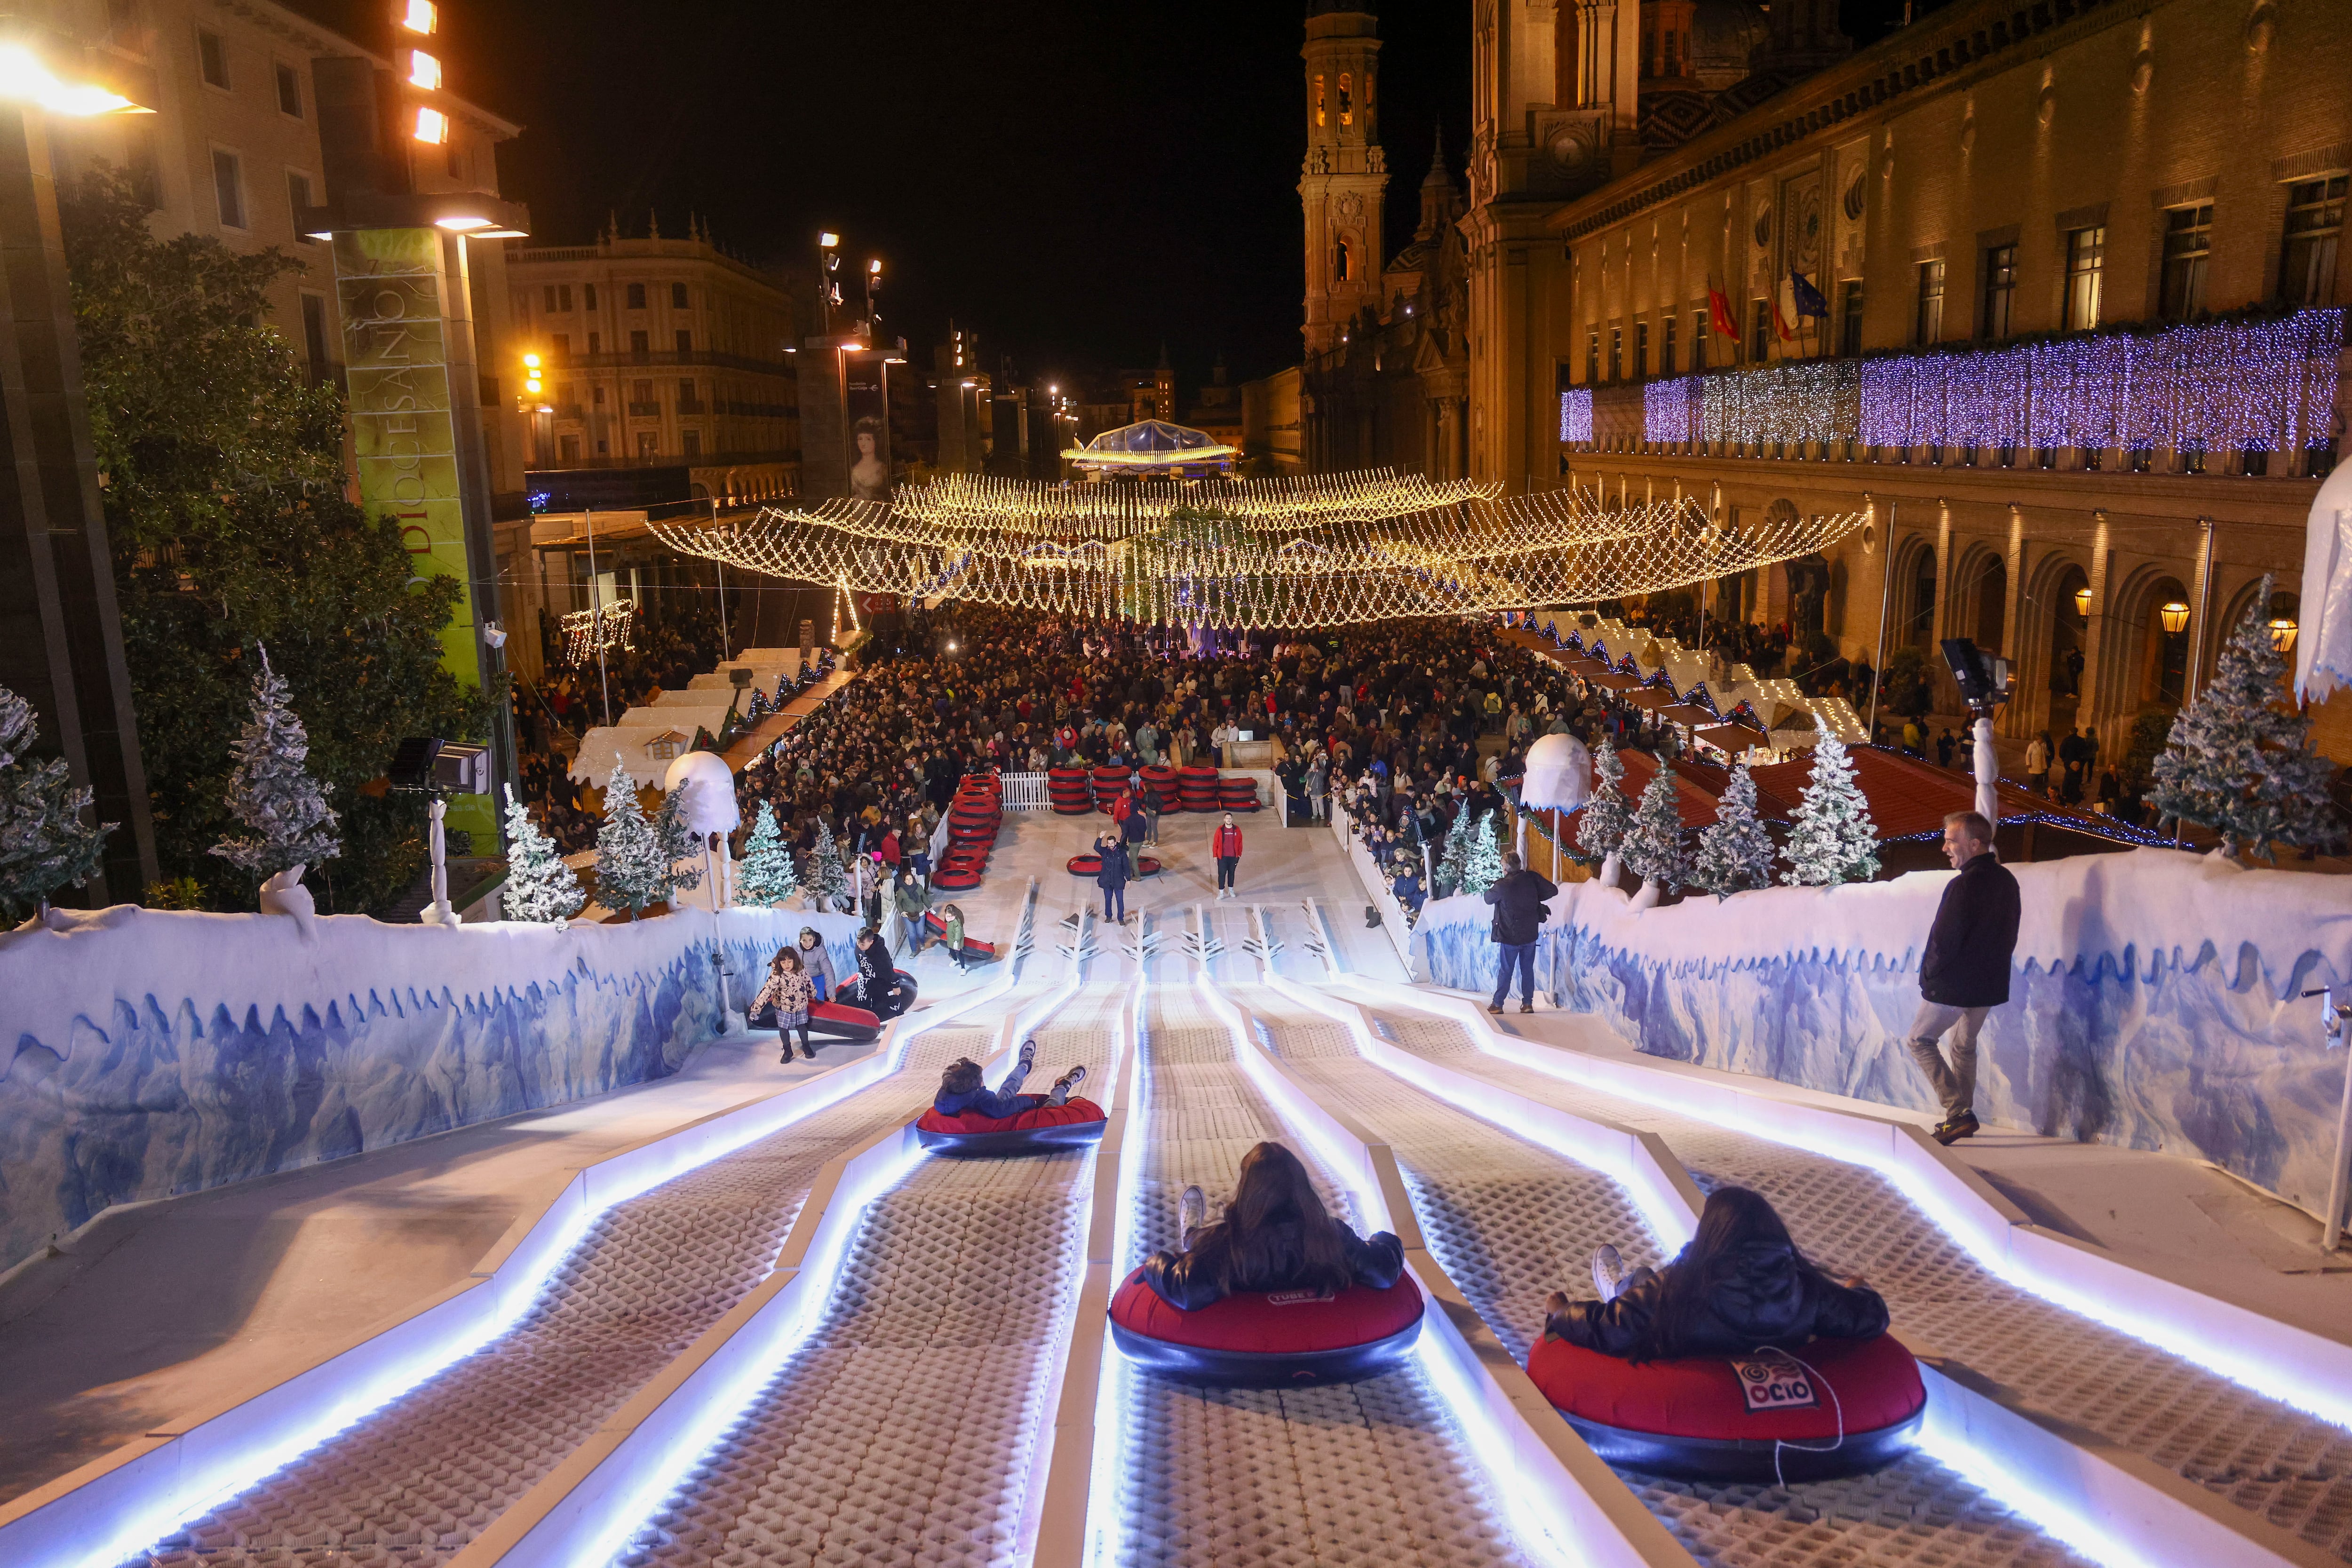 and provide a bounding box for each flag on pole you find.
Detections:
[1789,267,1831,320]
[1707,284,1740,345]
[1772,277,1799,343]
